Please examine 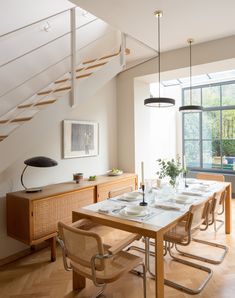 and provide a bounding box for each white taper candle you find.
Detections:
[141,161,144,185]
